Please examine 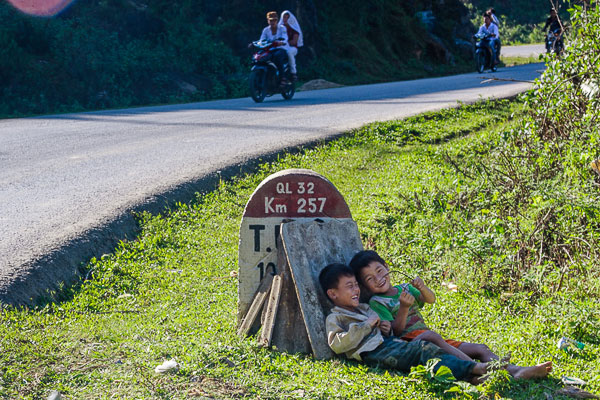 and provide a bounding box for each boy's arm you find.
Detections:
[411,277,435,304]
[370,292,414,336]
[368,301,393,337]
[390,291,413,336]
[326,314,379,355]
